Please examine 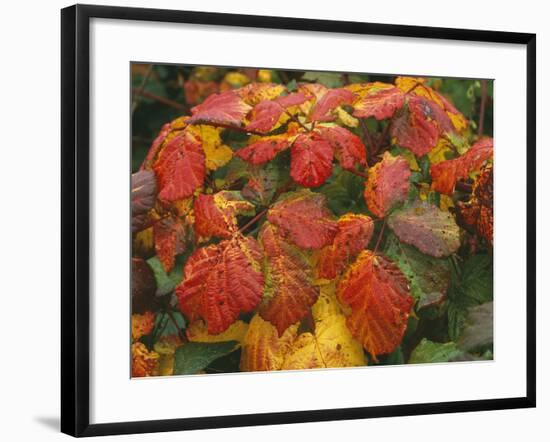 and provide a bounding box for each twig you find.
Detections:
[188,121,266,137]
[238,209,268,234]
[132,88,188,112]
[132,64,154,115]
[166,309,187,343]
[359,119,375,161]
[478,79,488,137]
[347,168,369,179]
